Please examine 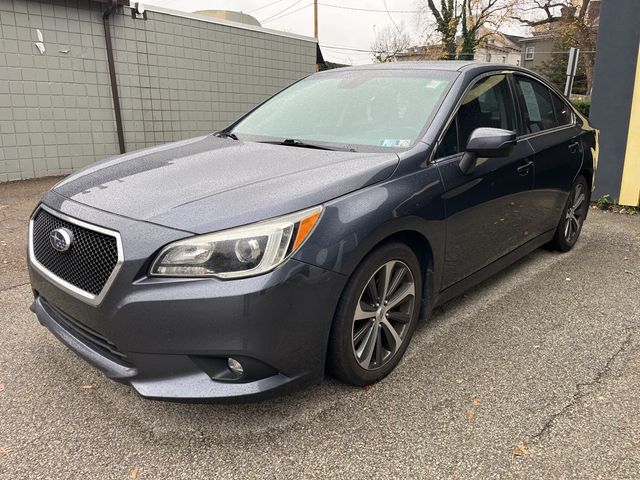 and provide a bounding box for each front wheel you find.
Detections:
[327,242,422,386]
[548,175,589,252]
